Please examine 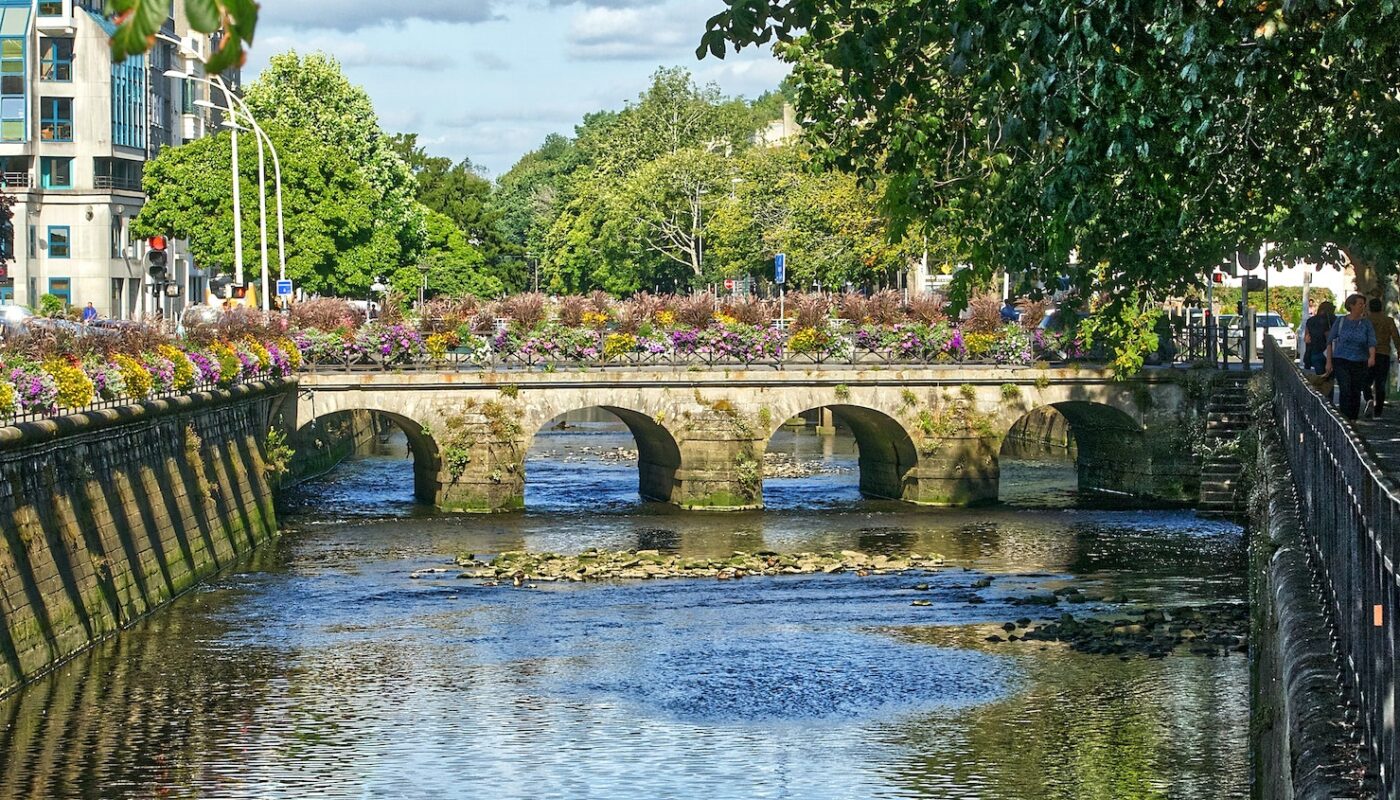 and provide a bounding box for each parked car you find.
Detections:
[1215,313,1297,357]
[0,304,33,339]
